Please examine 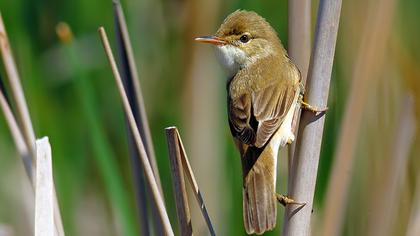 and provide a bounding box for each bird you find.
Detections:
[195,10,316,235]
